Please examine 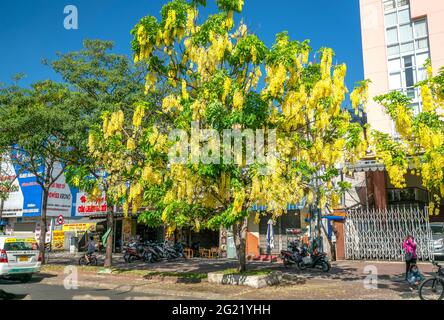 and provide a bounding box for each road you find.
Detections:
[0,274,202,300]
